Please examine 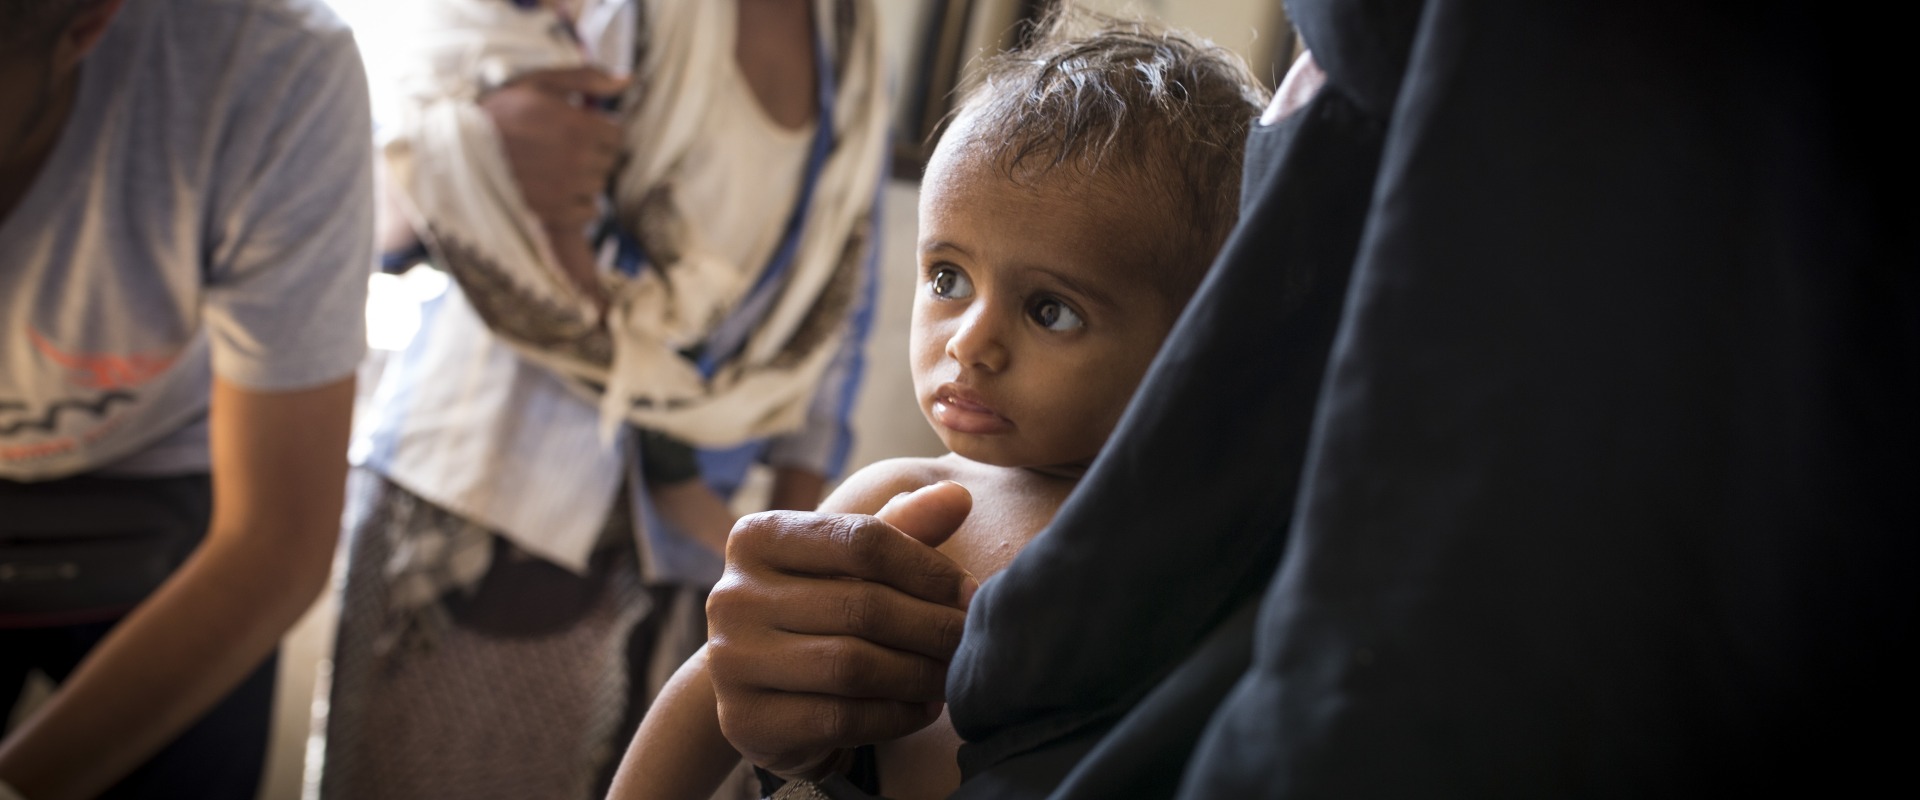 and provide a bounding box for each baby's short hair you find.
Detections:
[954,8,1271,300]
